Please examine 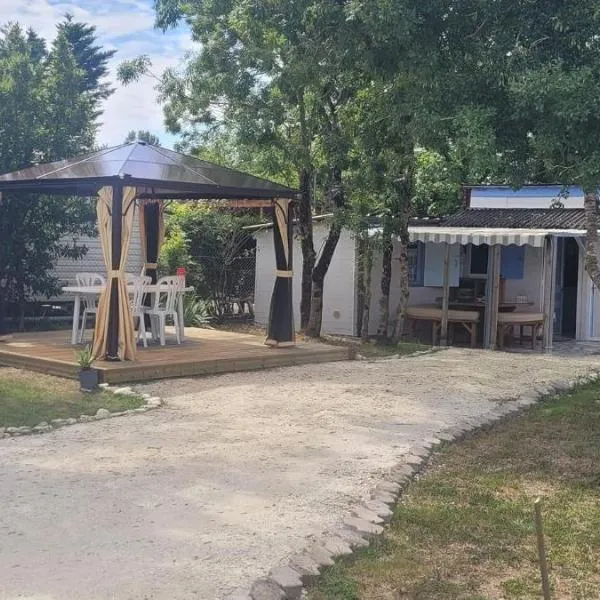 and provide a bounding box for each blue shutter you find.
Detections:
[501,245,525,279]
